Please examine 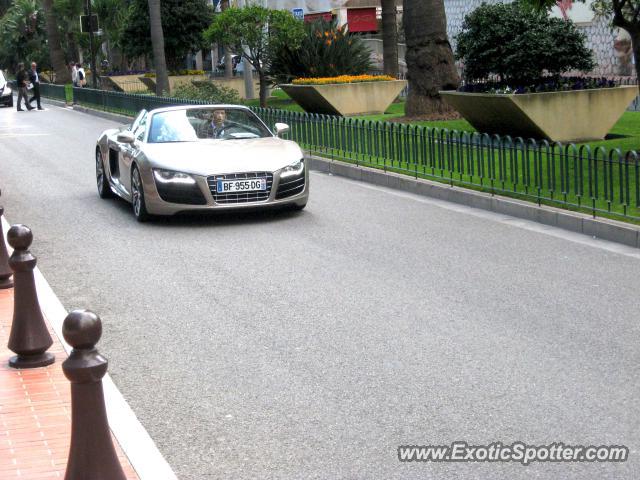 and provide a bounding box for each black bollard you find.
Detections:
[62,310,127,480]
[7,224,54,368]
[0,205,13,289]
